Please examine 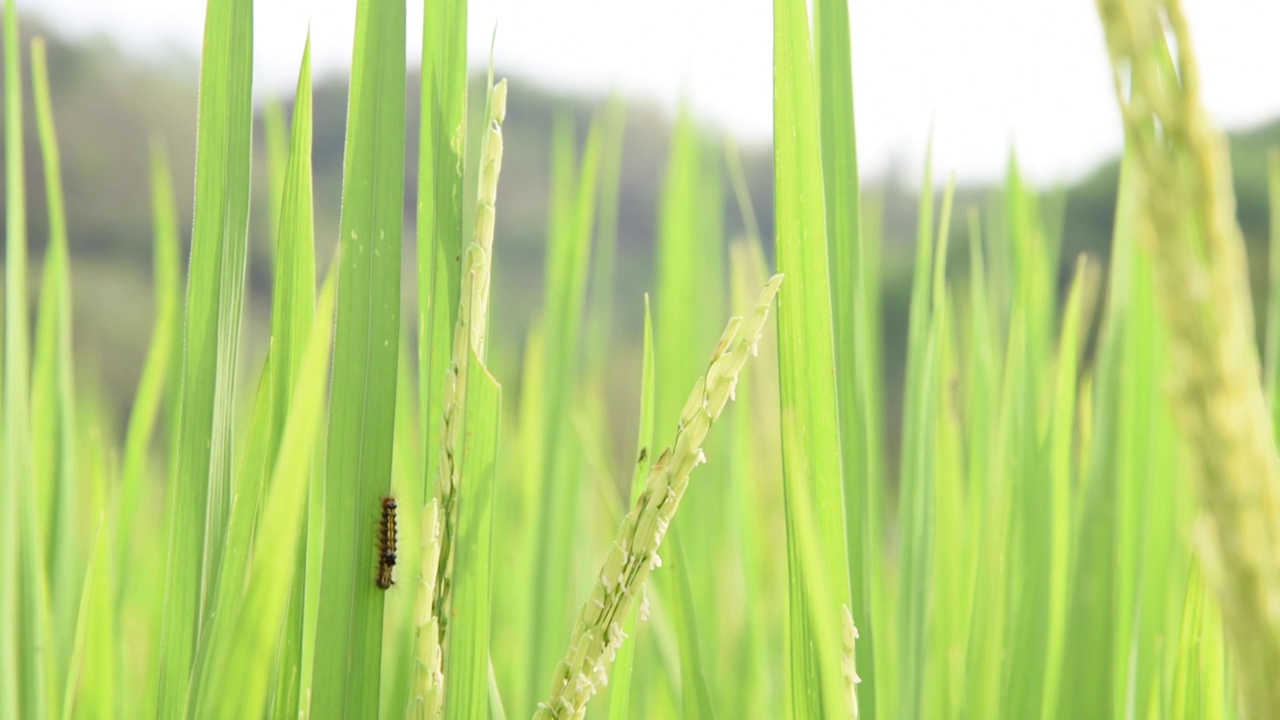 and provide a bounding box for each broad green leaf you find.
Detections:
[773,0,854,715]
[201,276,336,719]
[313,0,406,713]
[379,331,424,717]
[59,514,106,720]
[1059,149,1142,720]
[585,99,627,381]
[30,37,79,704]
[442,348,501,718]
[650,108,728,713]
[263,98,288,264]
[896,152,937,720]
[264,38,316,720]
[1038,256,1093,717]
[4,5,54,718]
[526,114,600,700]
[811,1,884,706]
[117,141,182,592]
[156,0,254,711]
[417,0,467,508]
[189,358,275,713]
[667,537,716,719]
[1267,148,1280,444]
